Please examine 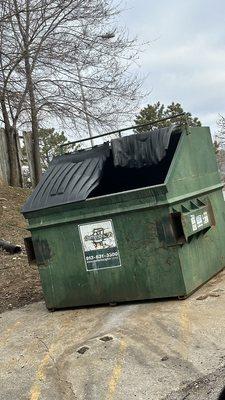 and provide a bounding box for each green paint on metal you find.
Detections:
[23,126,225,309]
